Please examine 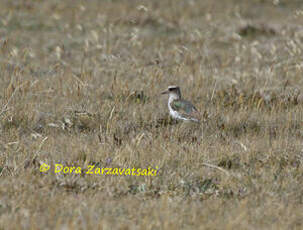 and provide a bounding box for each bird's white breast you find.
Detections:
[168,97,189,121]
